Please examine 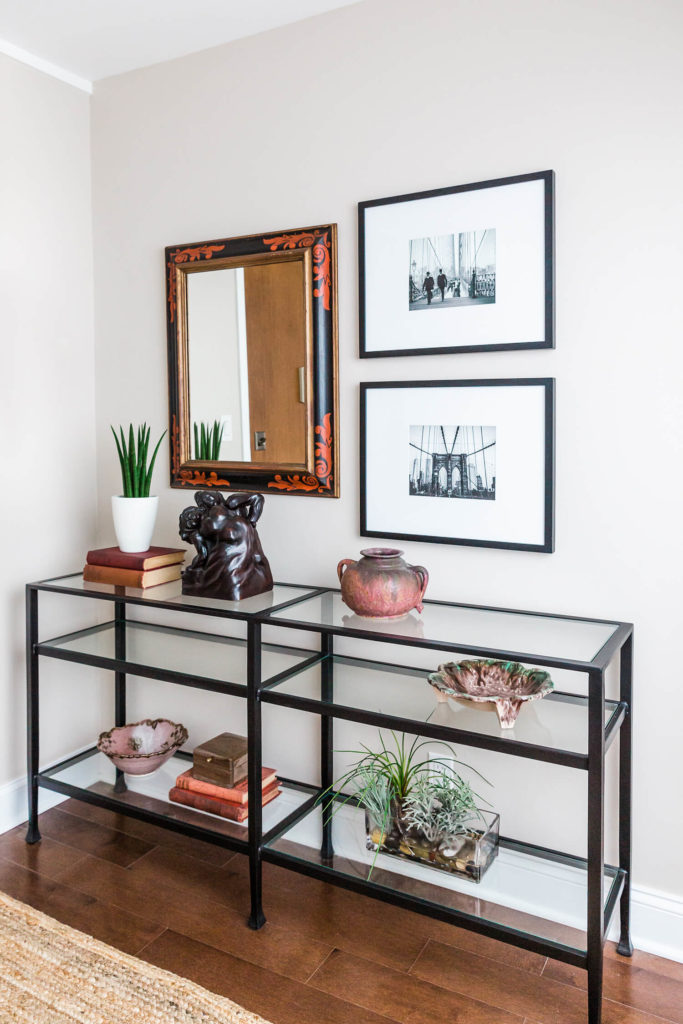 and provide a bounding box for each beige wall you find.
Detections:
[89,0,683,905]
[0,54,100,785]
